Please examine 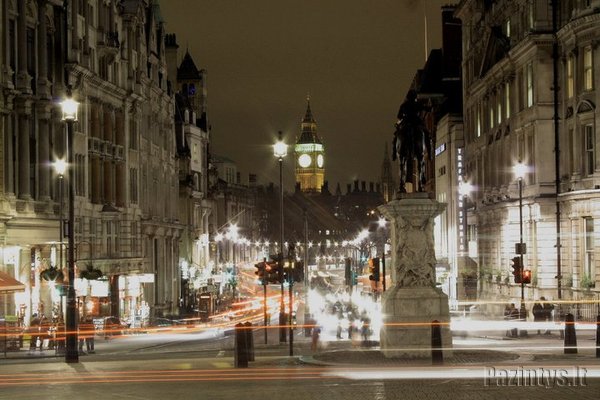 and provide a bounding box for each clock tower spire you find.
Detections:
[294,96,325,193]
